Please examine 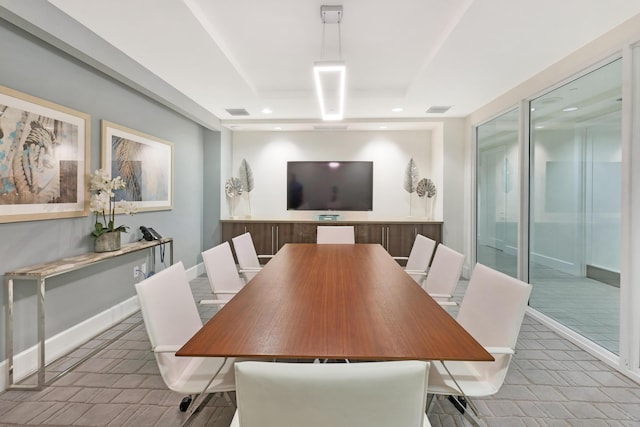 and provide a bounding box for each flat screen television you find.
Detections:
[287,161,373,211]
